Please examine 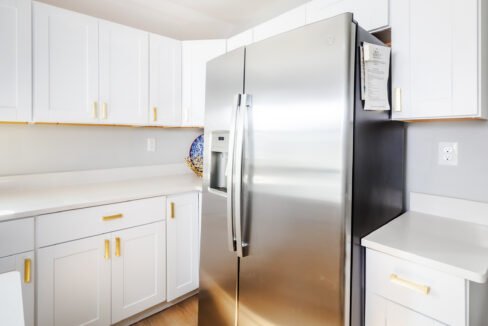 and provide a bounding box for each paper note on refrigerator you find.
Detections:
[361,42,391,111]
